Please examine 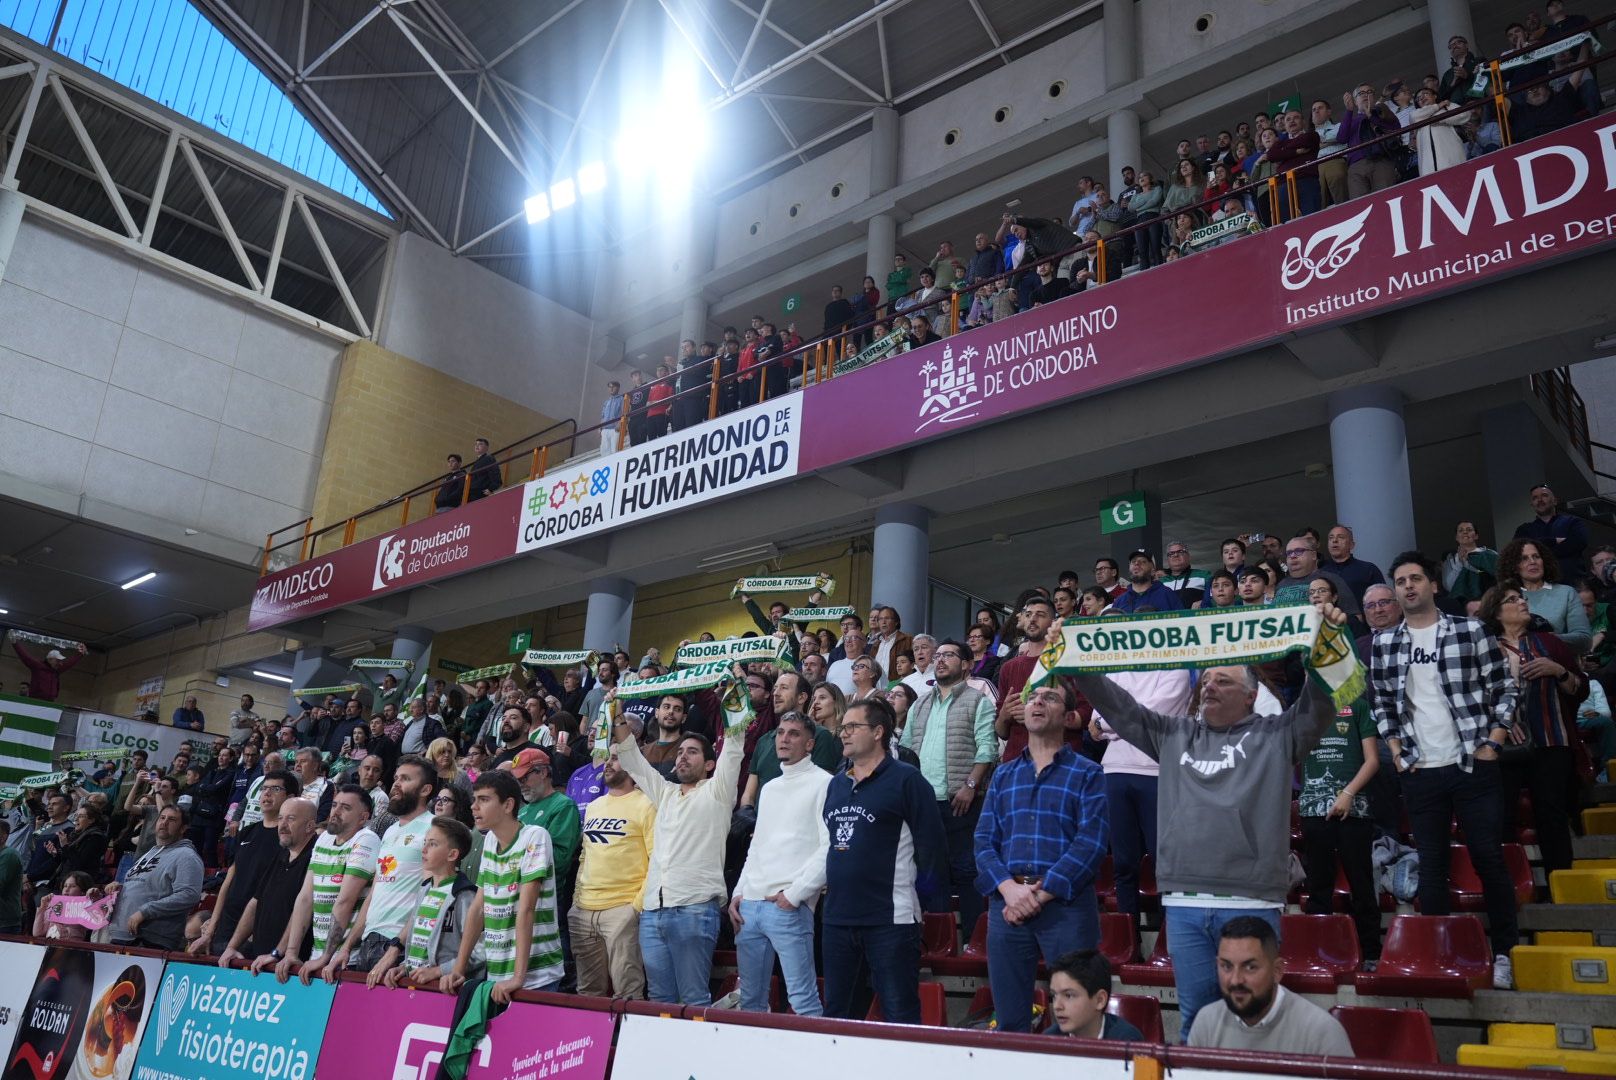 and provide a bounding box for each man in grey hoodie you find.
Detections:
[109,804,204,950]
[1065,602,1346,1042]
